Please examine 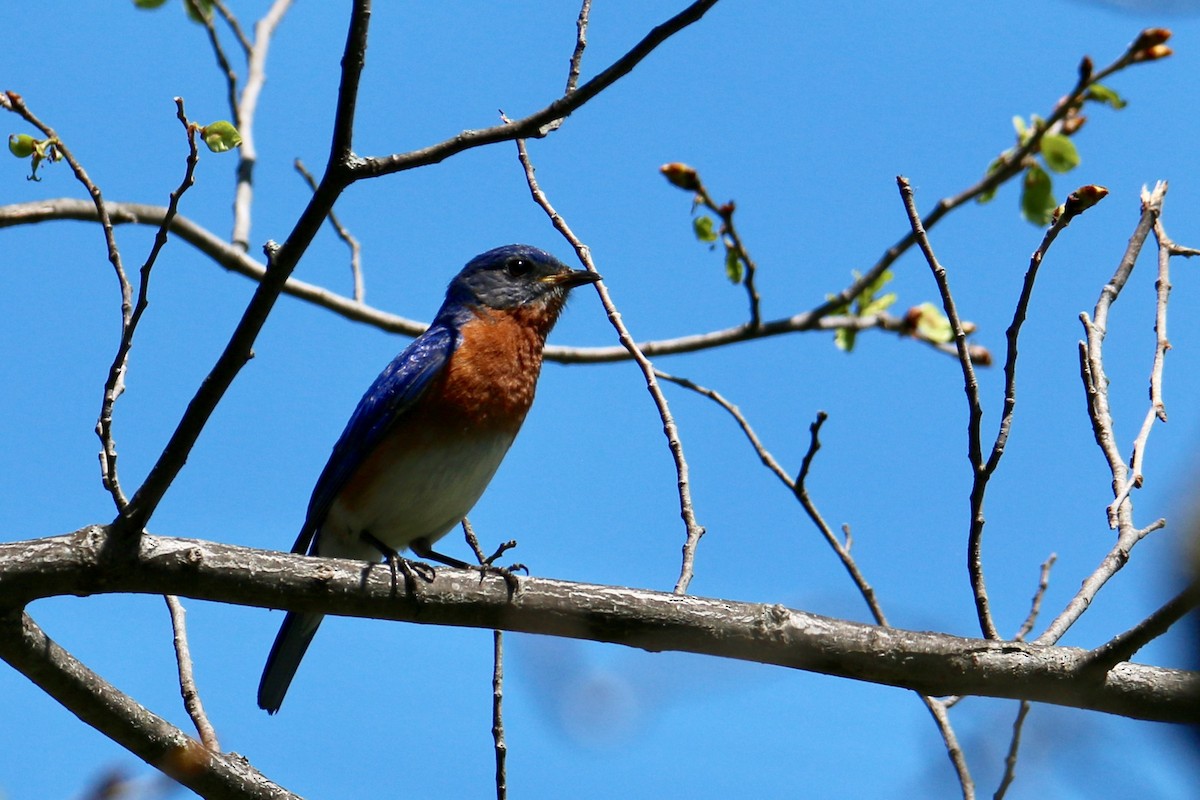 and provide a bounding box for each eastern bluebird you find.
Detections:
[257,244,600,713]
